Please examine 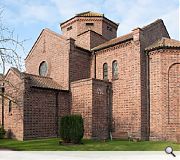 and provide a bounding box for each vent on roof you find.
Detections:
[86,23,94,26]
[107,26,112,31]
[67,26,72,31]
